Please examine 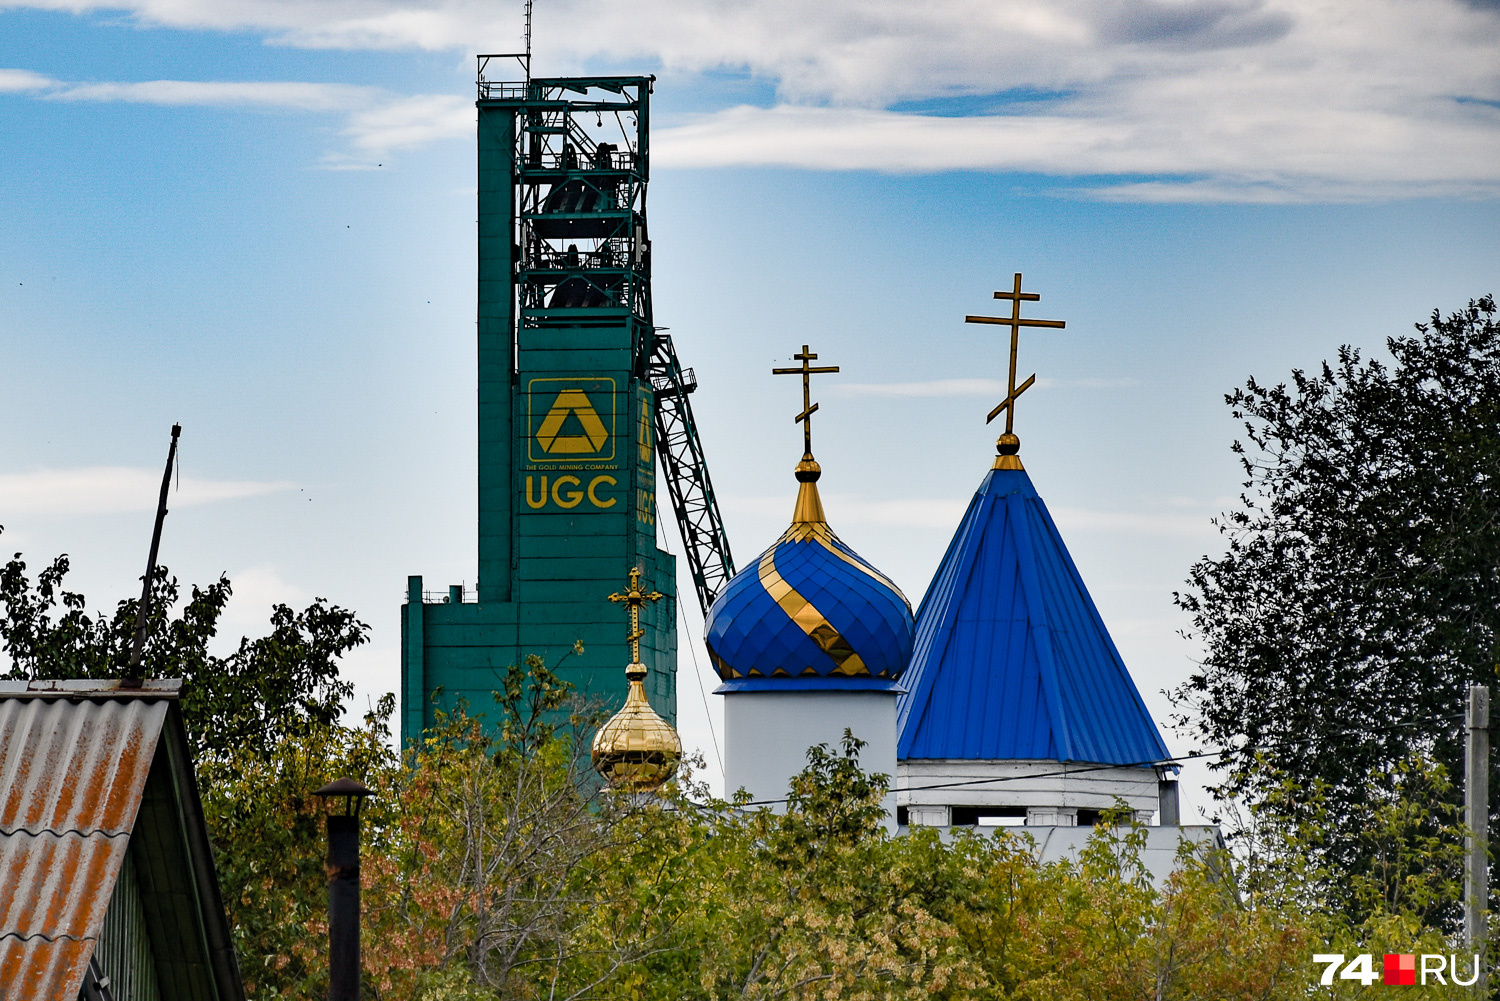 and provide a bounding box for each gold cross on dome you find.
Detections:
[608,566,663,664]
[964,273,1066,435]
[772,344,840,458]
